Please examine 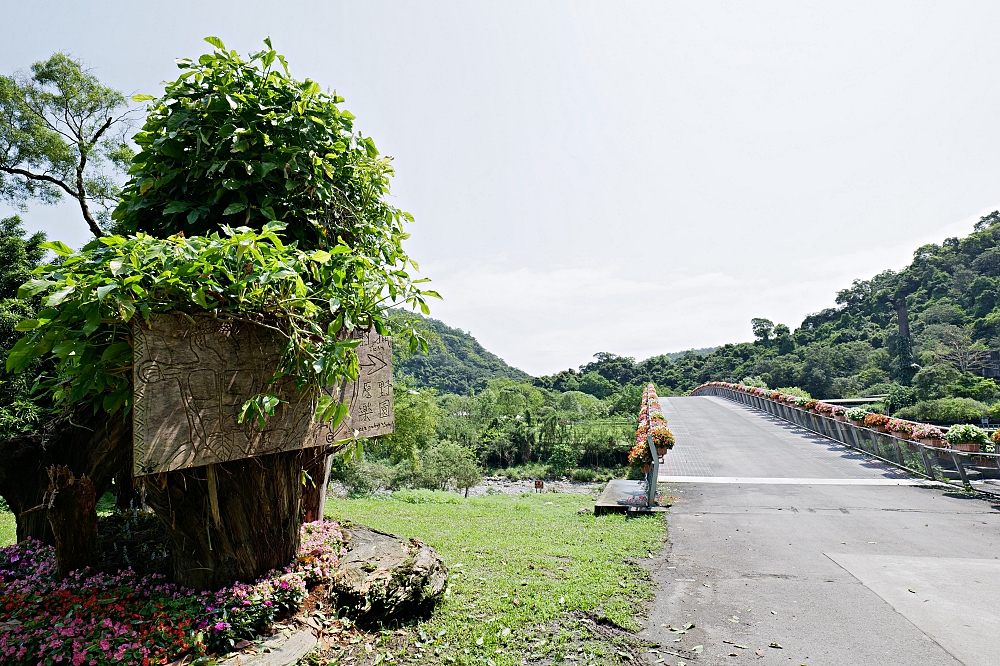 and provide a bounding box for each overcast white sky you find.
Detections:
[3,2,1000,375]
